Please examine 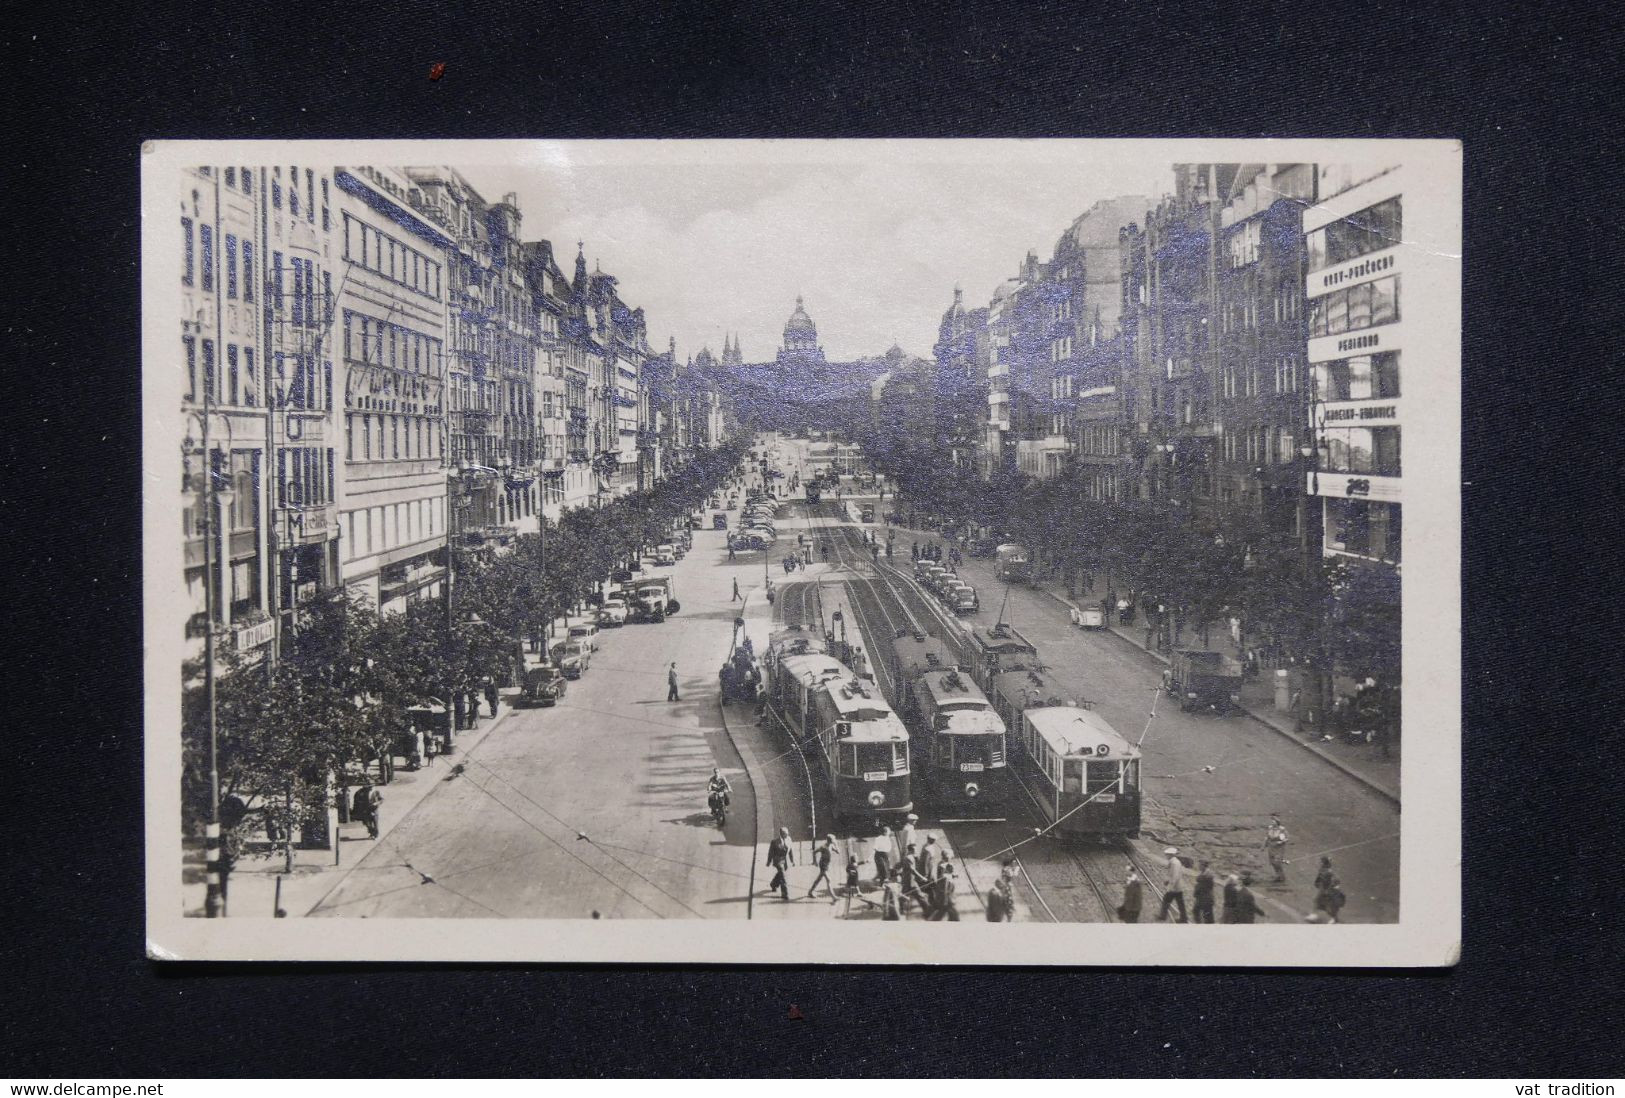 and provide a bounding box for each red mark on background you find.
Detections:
[429,62,446,81]
[787,1004,805,1020]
